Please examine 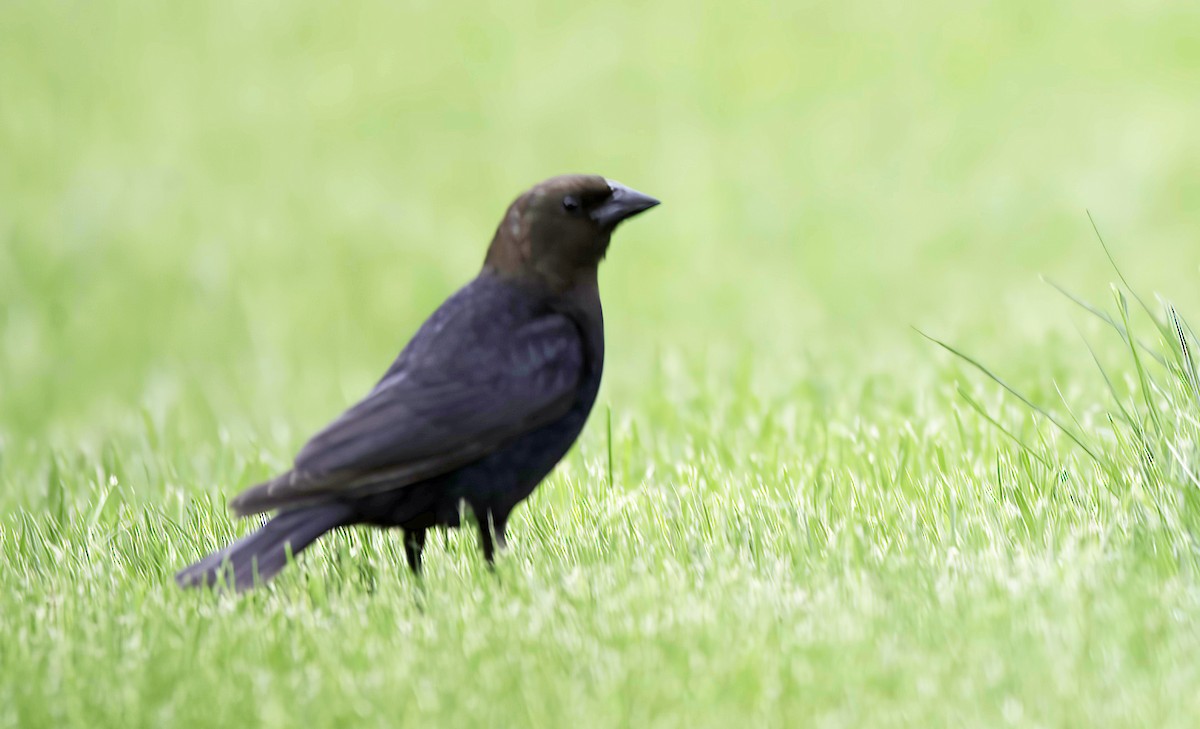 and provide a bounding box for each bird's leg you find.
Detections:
[477,514,496,566]
[403,529,427,574]
[493,516,508,552]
